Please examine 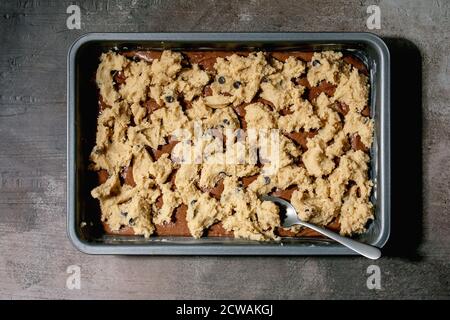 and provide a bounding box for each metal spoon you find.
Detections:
[262,195,381,260]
